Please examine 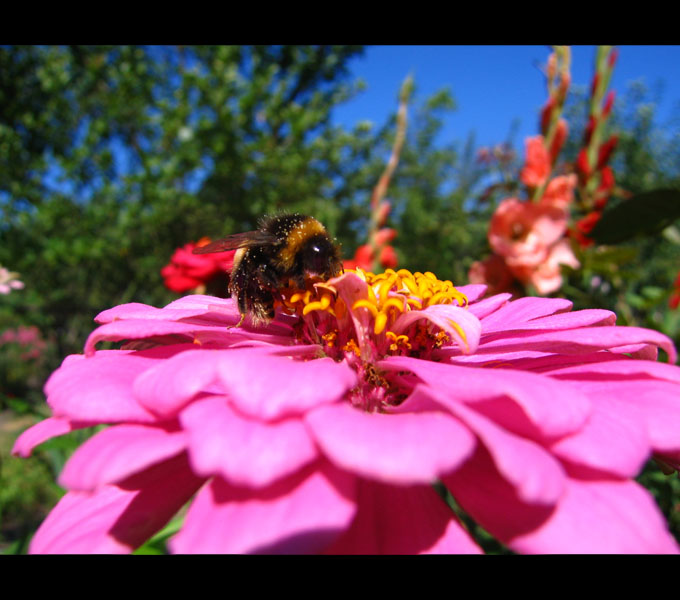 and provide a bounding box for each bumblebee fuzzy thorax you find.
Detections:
[275,216,329,270]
